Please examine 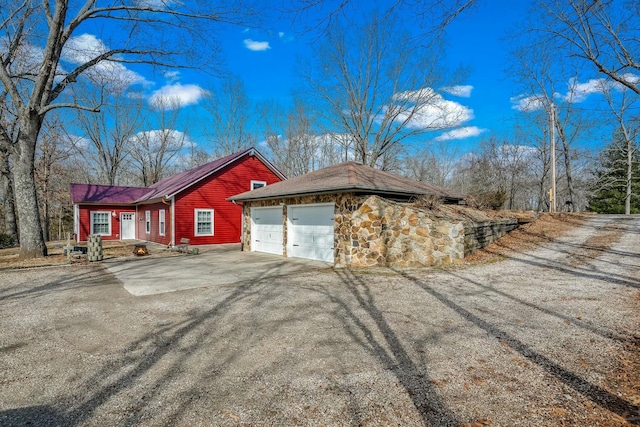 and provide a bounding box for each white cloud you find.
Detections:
[127,91,147,100]
[435,126,487,141]
[277,31,294,43]
[388,89,473,129]
[563,77,607,103]
[131,129,191,150]
[149,83,207,109]
[63,34,149,88]
[243,39,271,51]
[442,85,473,97]
[392,88,437,103]
[620,73,640,86]
[135,0,178,8]
[66,134,91,149]
[163,70,180,82]
[510,94,547,112]
[398,95,474,129]
[514,74,640,111]
[0,39,43,76]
